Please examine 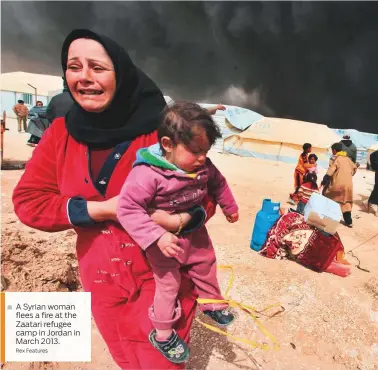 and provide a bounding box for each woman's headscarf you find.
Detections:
[62,29,167,149]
